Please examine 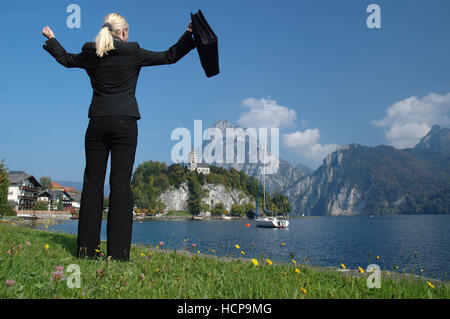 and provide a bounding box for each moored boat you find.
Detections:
[254,159,290,228]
